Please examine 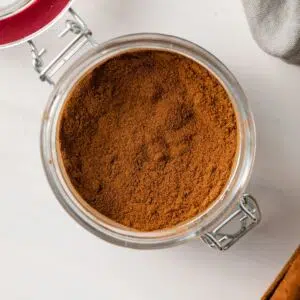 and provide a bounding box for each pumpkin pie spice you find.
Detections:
[58,50,237,231]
